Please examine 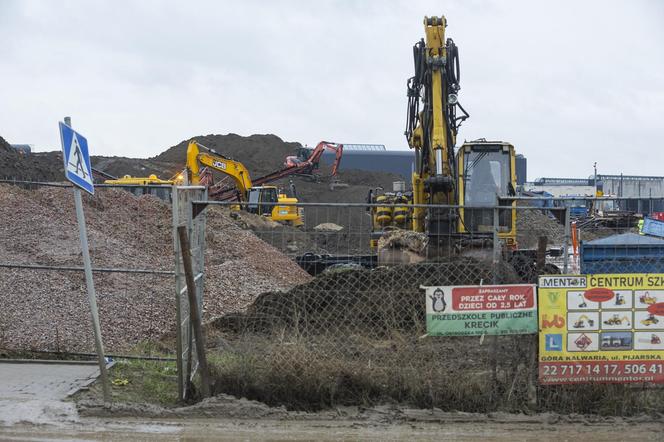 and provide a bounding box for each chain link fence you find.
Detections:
[0,182,176,357]
[199,198,664,413]
[2,180,664,412]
